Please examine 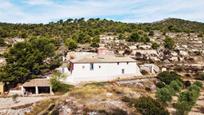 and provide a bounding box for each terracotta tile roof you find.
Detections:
[22,78,50,87]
